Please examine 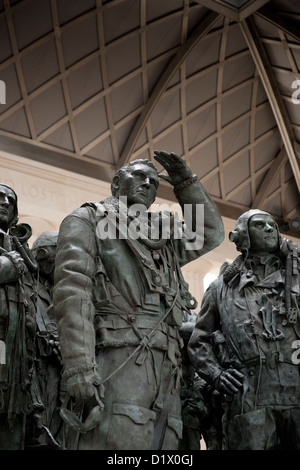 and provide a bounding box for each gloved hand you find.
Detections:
[66,368,105,402]
[61,369,105,434]
[0,250,28,281]
[214,368,244,395]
